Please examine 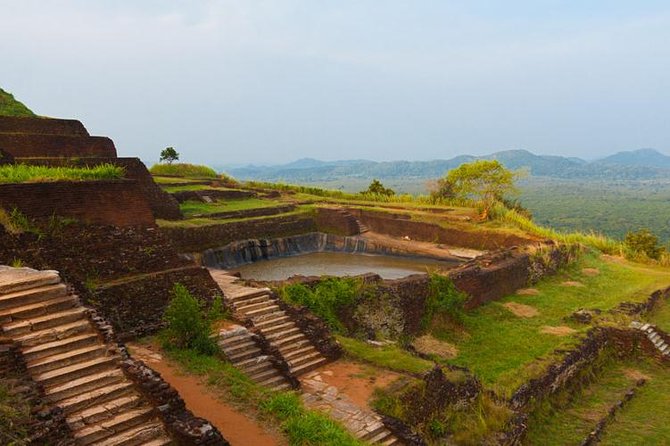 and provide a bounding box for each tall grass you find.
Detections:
[0,163,124,183]
[0,88,35,117]
[149,163,218,178]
